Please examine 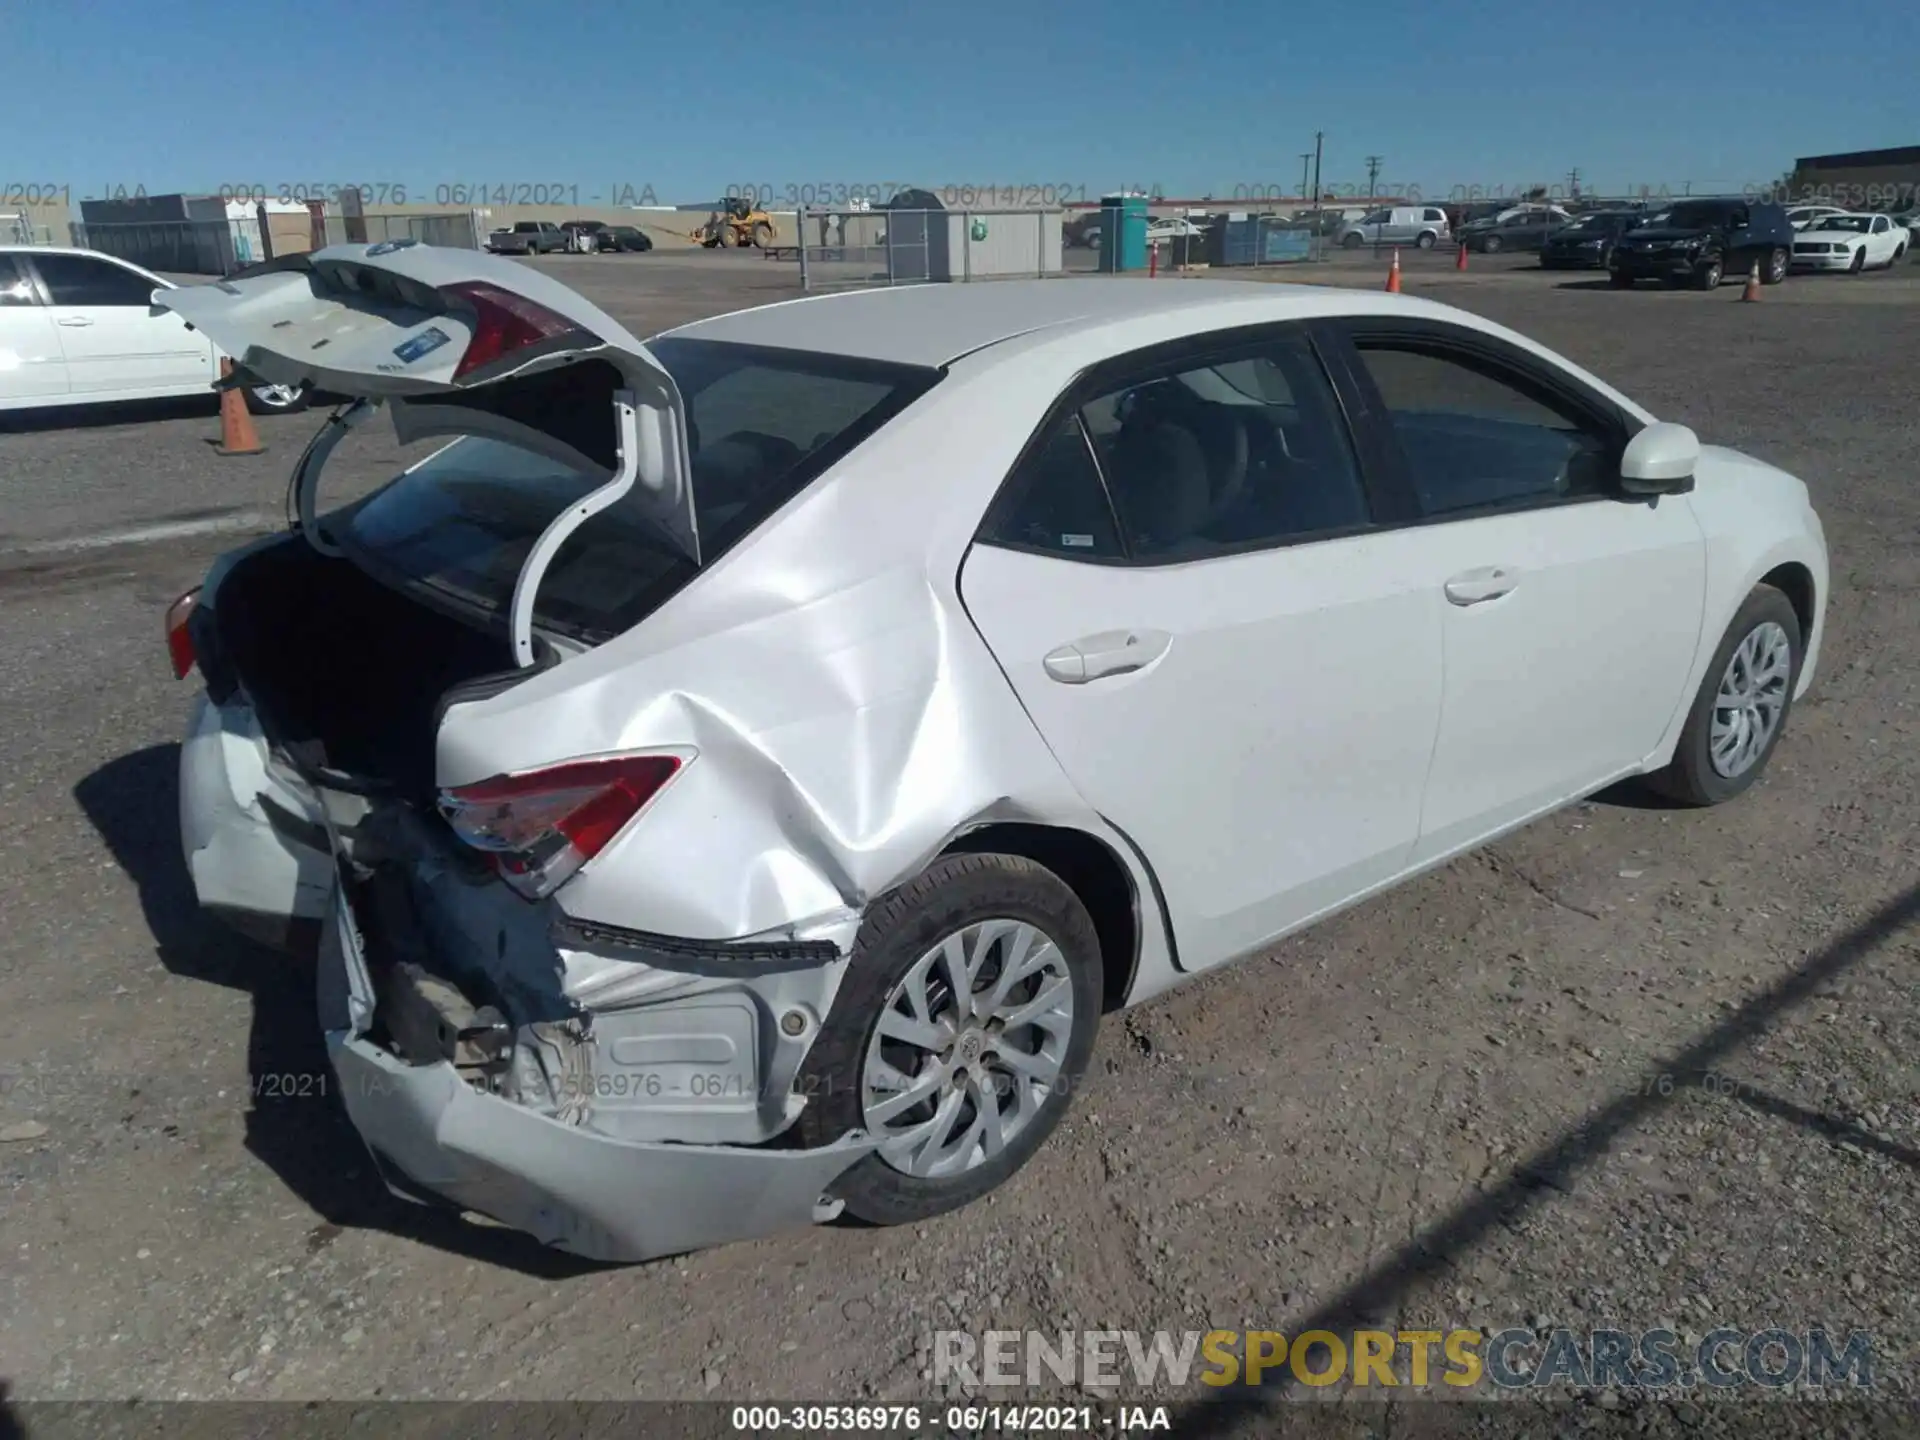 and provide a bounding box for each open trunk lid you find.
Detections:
[155,242,698,666]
